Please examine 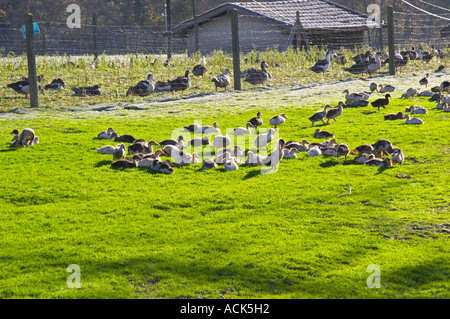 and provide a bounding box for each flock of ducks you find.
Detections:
[6,47,449,176]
